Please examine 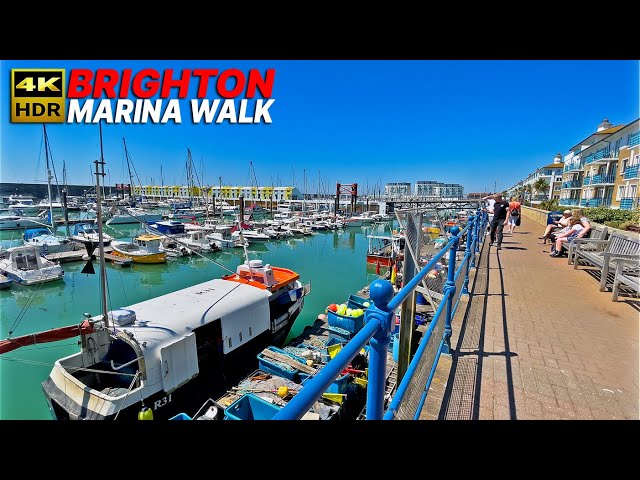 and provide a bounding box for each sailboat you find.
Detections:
[21,125,81,254]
